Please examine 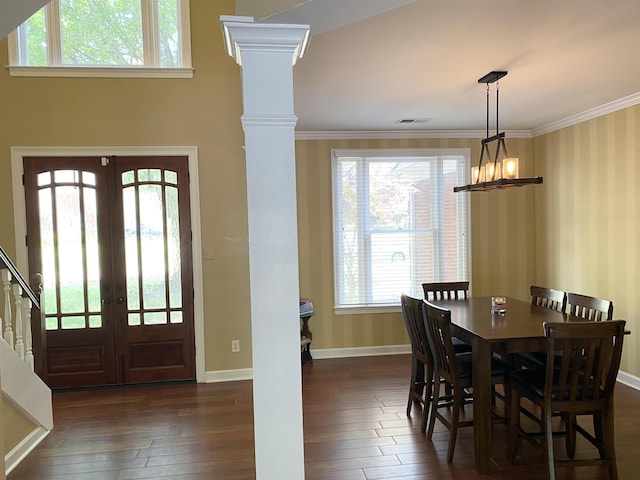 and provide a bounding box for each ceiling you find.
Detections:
[264,0,640,134]
[0,0,50,39]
